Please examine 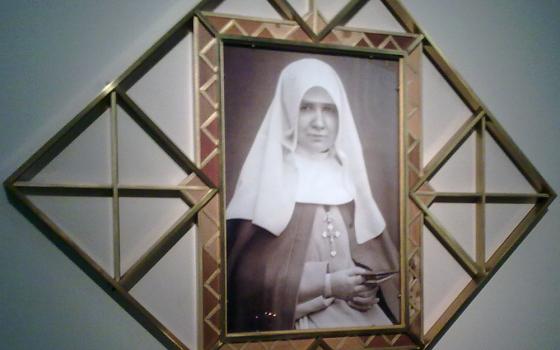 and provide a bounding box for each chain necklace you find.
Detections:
[321,206,341,257]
